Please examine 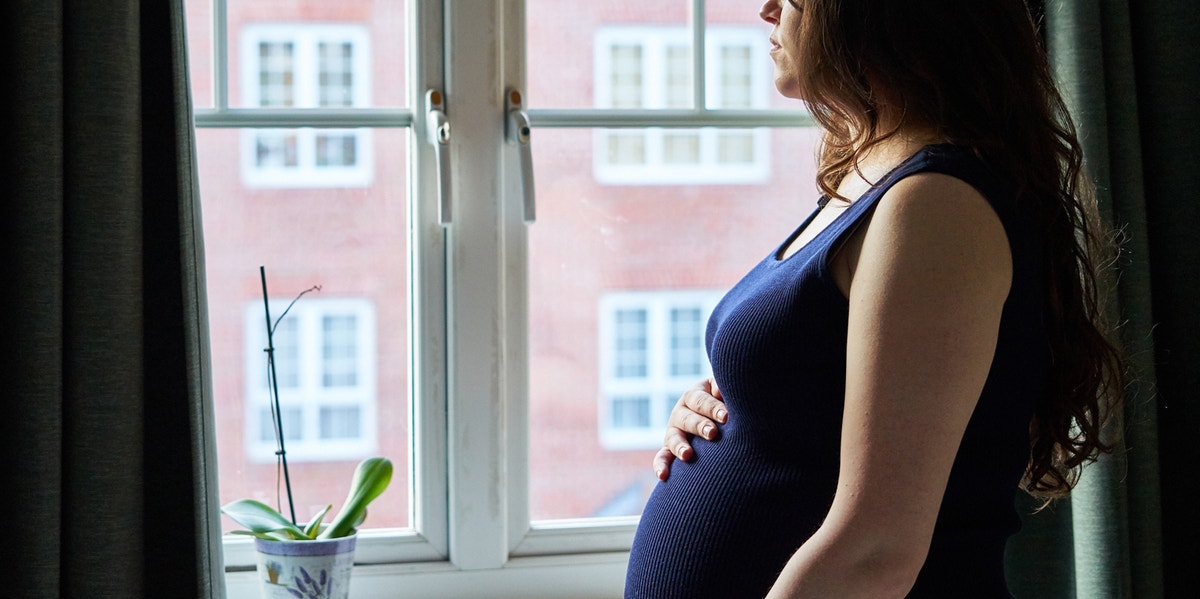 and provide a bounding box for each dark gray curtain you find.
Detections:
[1006,1,1199,598]
[0,1,225,597]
